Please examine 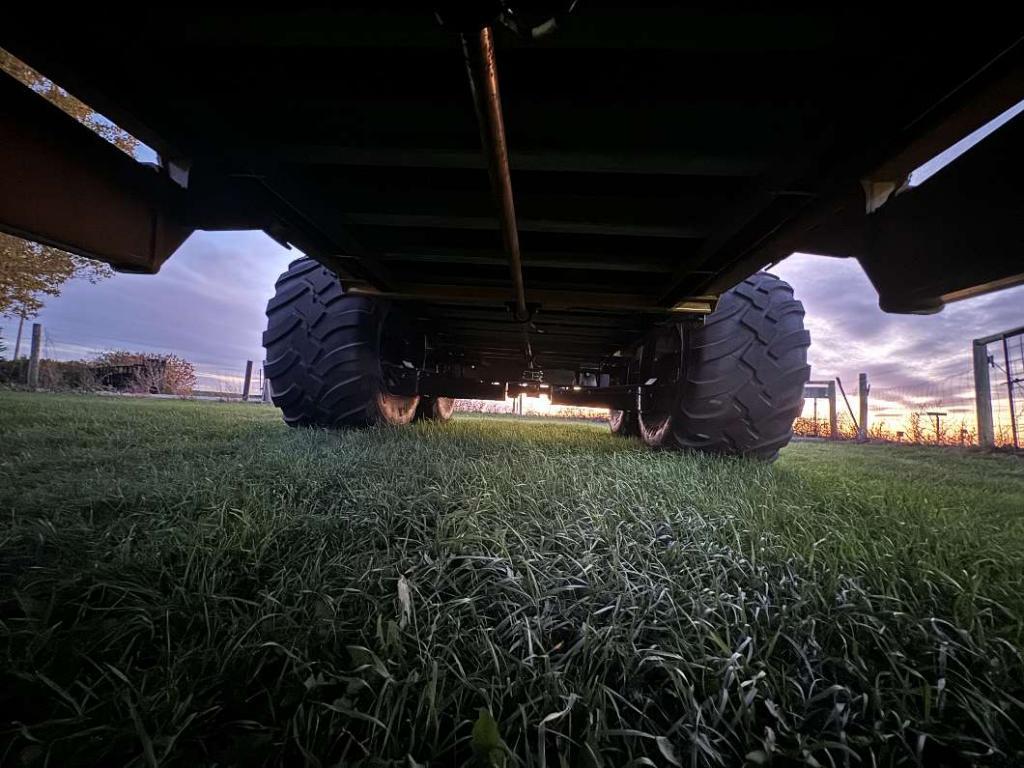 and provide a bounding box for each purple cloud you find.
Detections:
[3,237,1020,397]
